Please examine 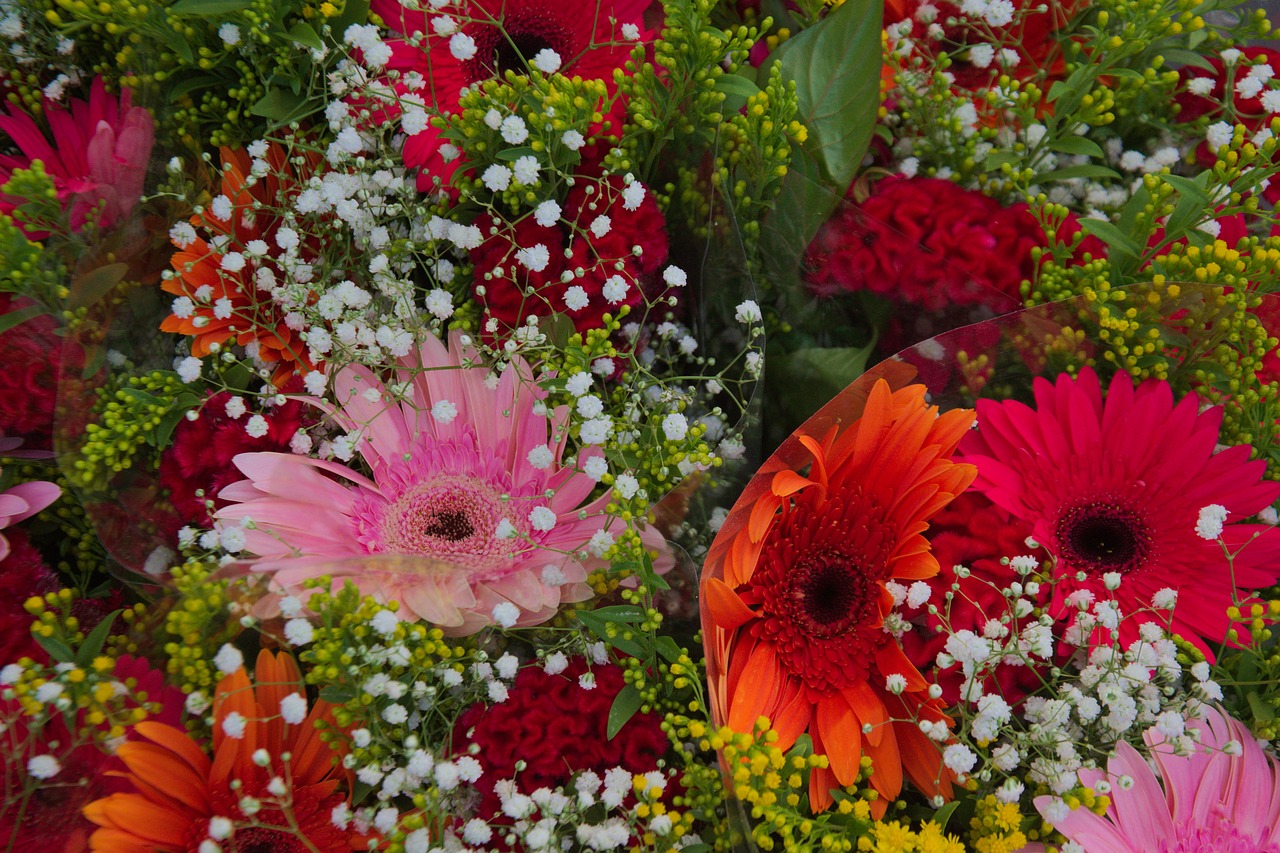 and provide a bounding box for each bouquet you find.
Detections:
[5,0,1280,848]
